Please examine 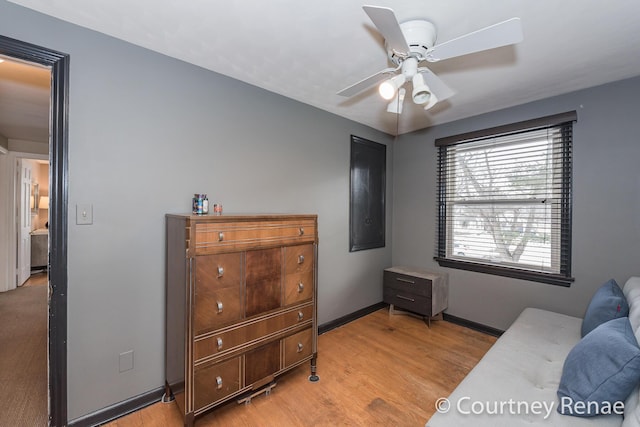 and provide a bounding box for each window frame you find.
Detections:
[434,111,576,287]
